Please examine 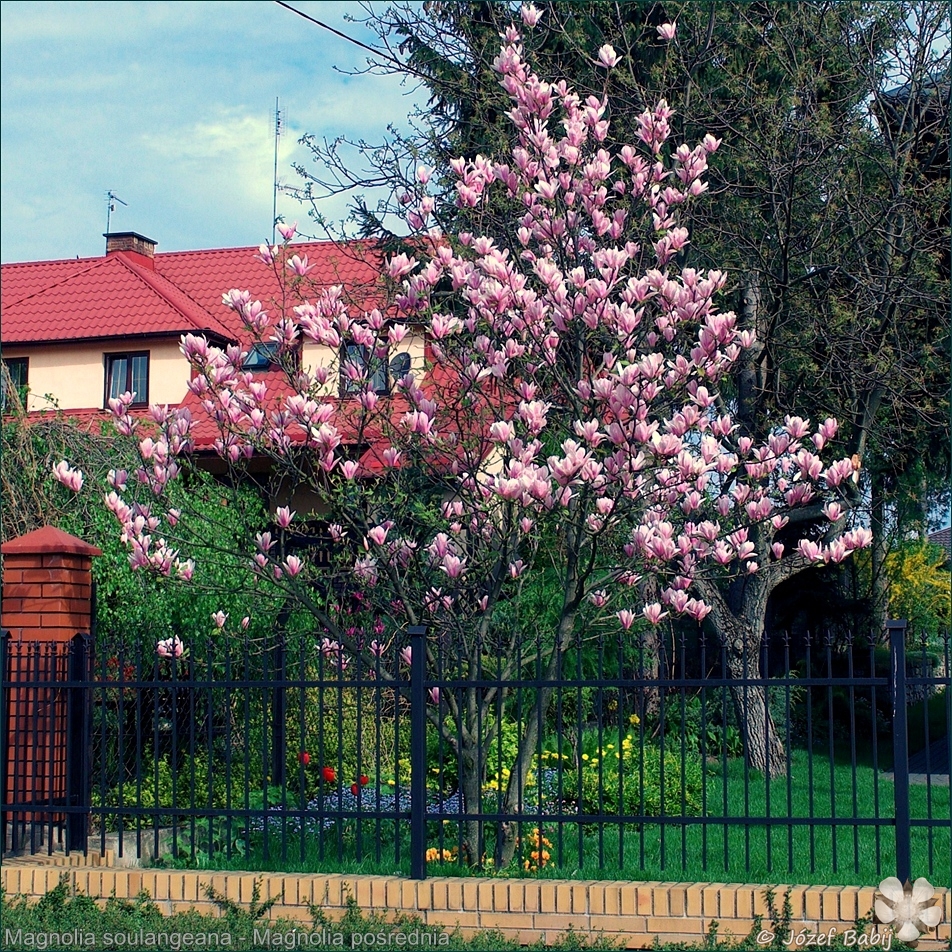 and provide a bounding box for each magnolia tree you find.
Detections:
[57,10,870,865]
